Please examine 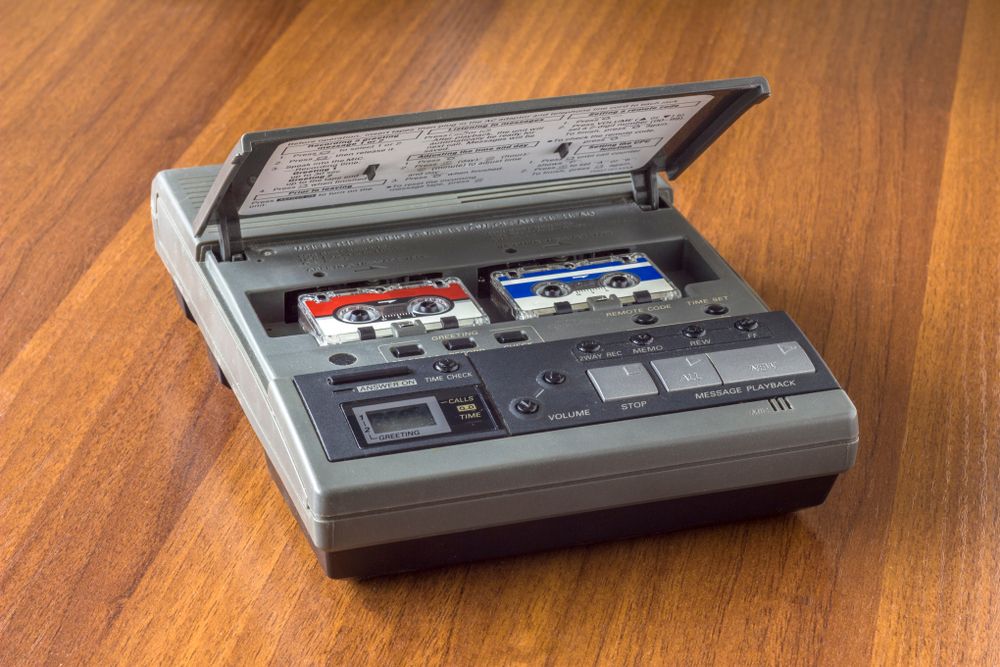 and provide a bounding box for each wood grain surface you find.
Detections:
[1,0,997,664]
